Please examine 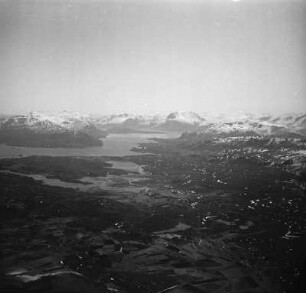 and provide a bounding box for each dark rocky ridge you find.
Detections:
[0,127,103,148]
